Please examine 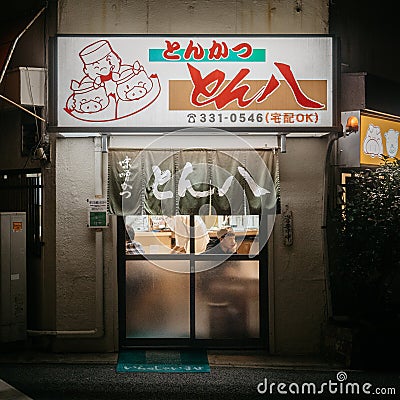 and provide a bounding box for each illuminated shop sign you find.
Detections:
[360,114,400,165]
[55,35,337,132]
